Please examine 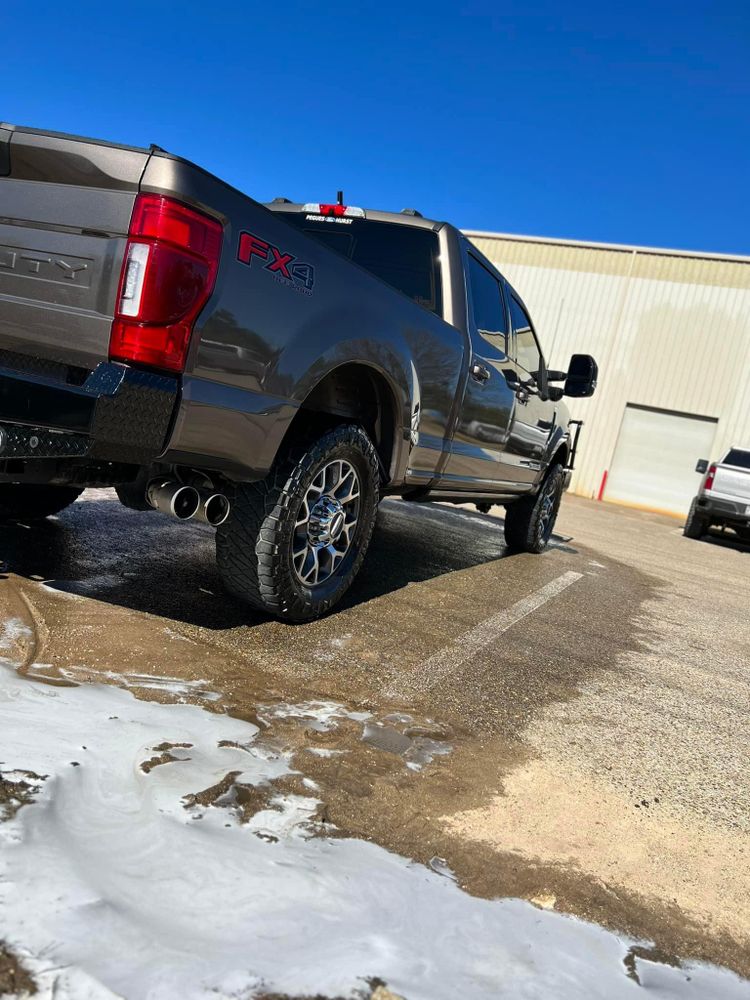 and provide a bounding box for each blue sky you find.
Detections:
[3,1,748,254]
